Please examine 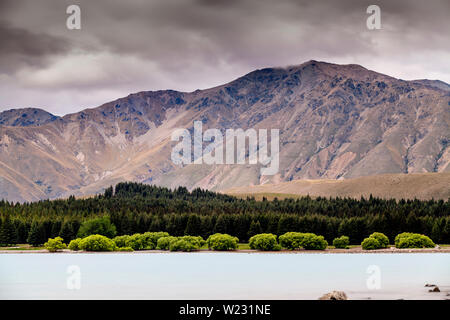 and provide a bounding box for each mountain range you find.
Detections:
[0,60,449,202]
